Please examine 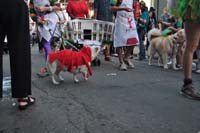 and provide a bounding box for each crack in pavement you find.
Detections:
[32,79,130,132]
[66,91,130,132]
